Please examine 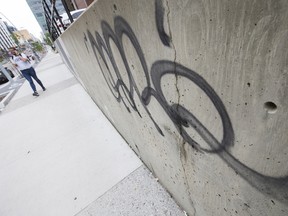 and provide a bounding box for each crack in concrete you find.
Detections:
[164,1,196,215]
[179,141,197,216]
[164,0,180,107]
